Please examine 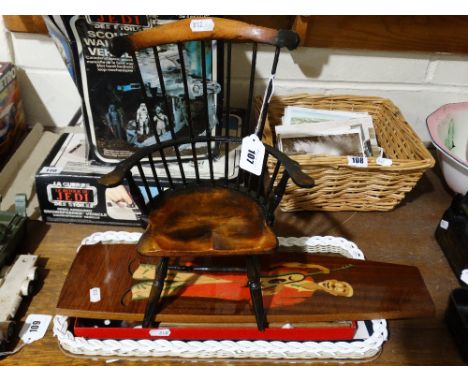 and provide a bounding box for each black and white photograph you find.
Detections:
[278,130,365,156]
